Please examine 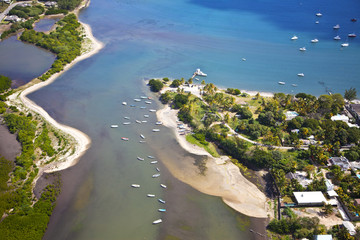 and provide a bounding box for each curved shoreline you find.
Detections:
[7,4,104,180]
[156,106,268,218]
